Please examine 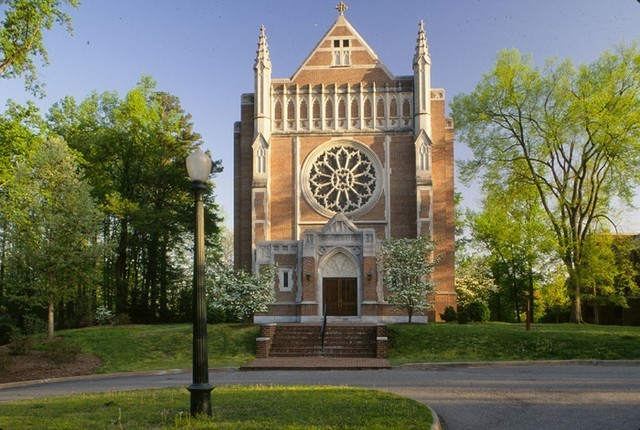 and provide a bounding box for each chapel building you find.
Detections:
[234,3,456,323]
